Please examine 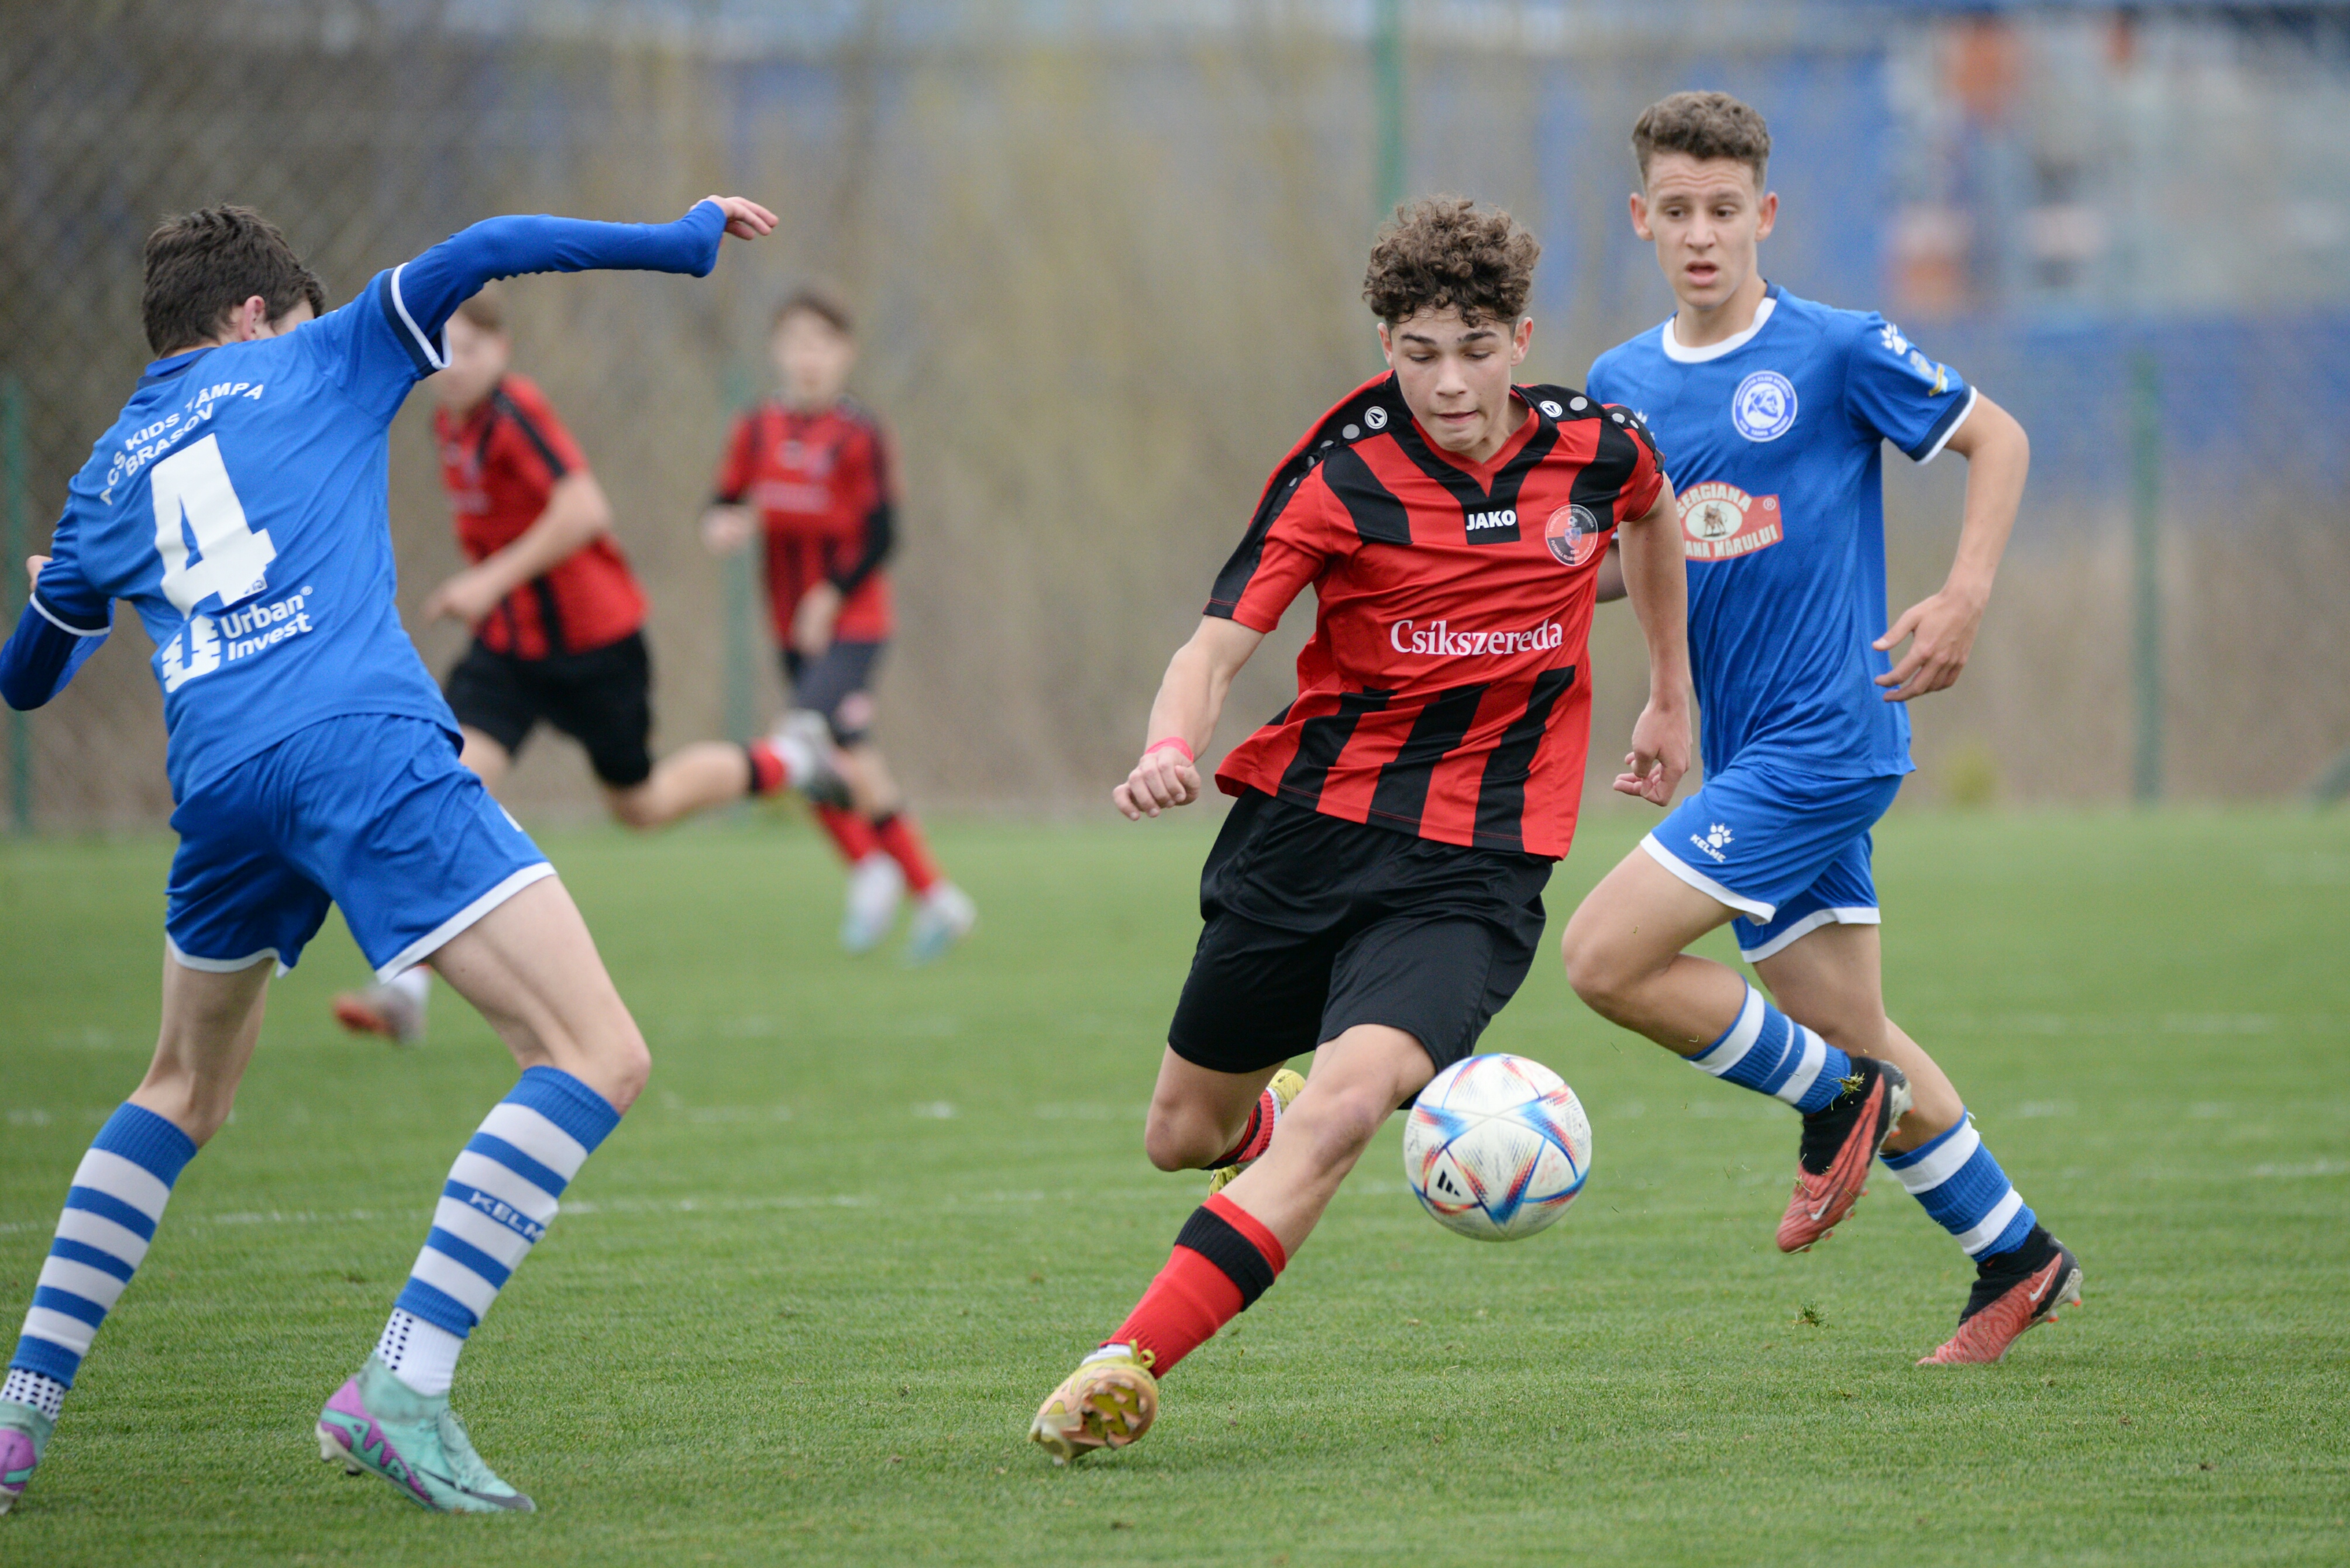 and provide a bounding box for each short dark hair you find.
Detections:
[454,280,506,334]
[773,285,853,337]
[1362,197,1540,327]
[140,205,326,355]
[1631,91,1772,187]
